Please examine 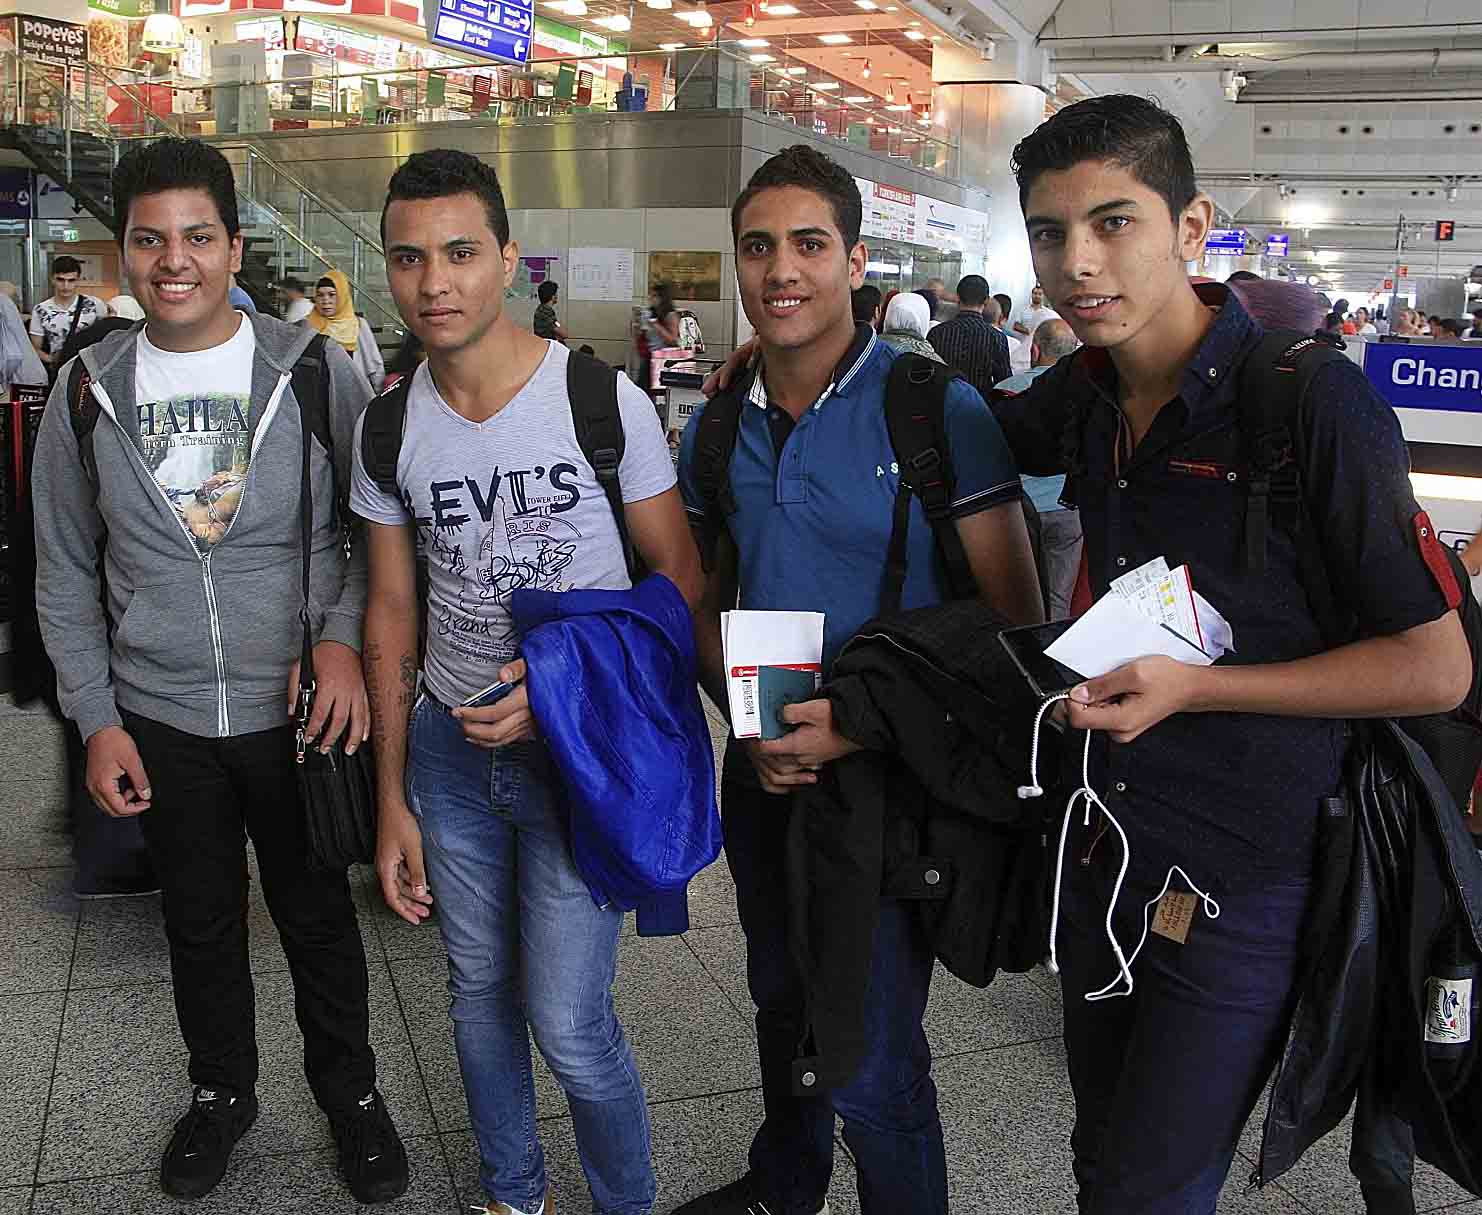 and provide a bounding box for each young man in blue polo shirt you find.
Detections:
[675,145,1042,1215]
[997,95,1469,1214]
